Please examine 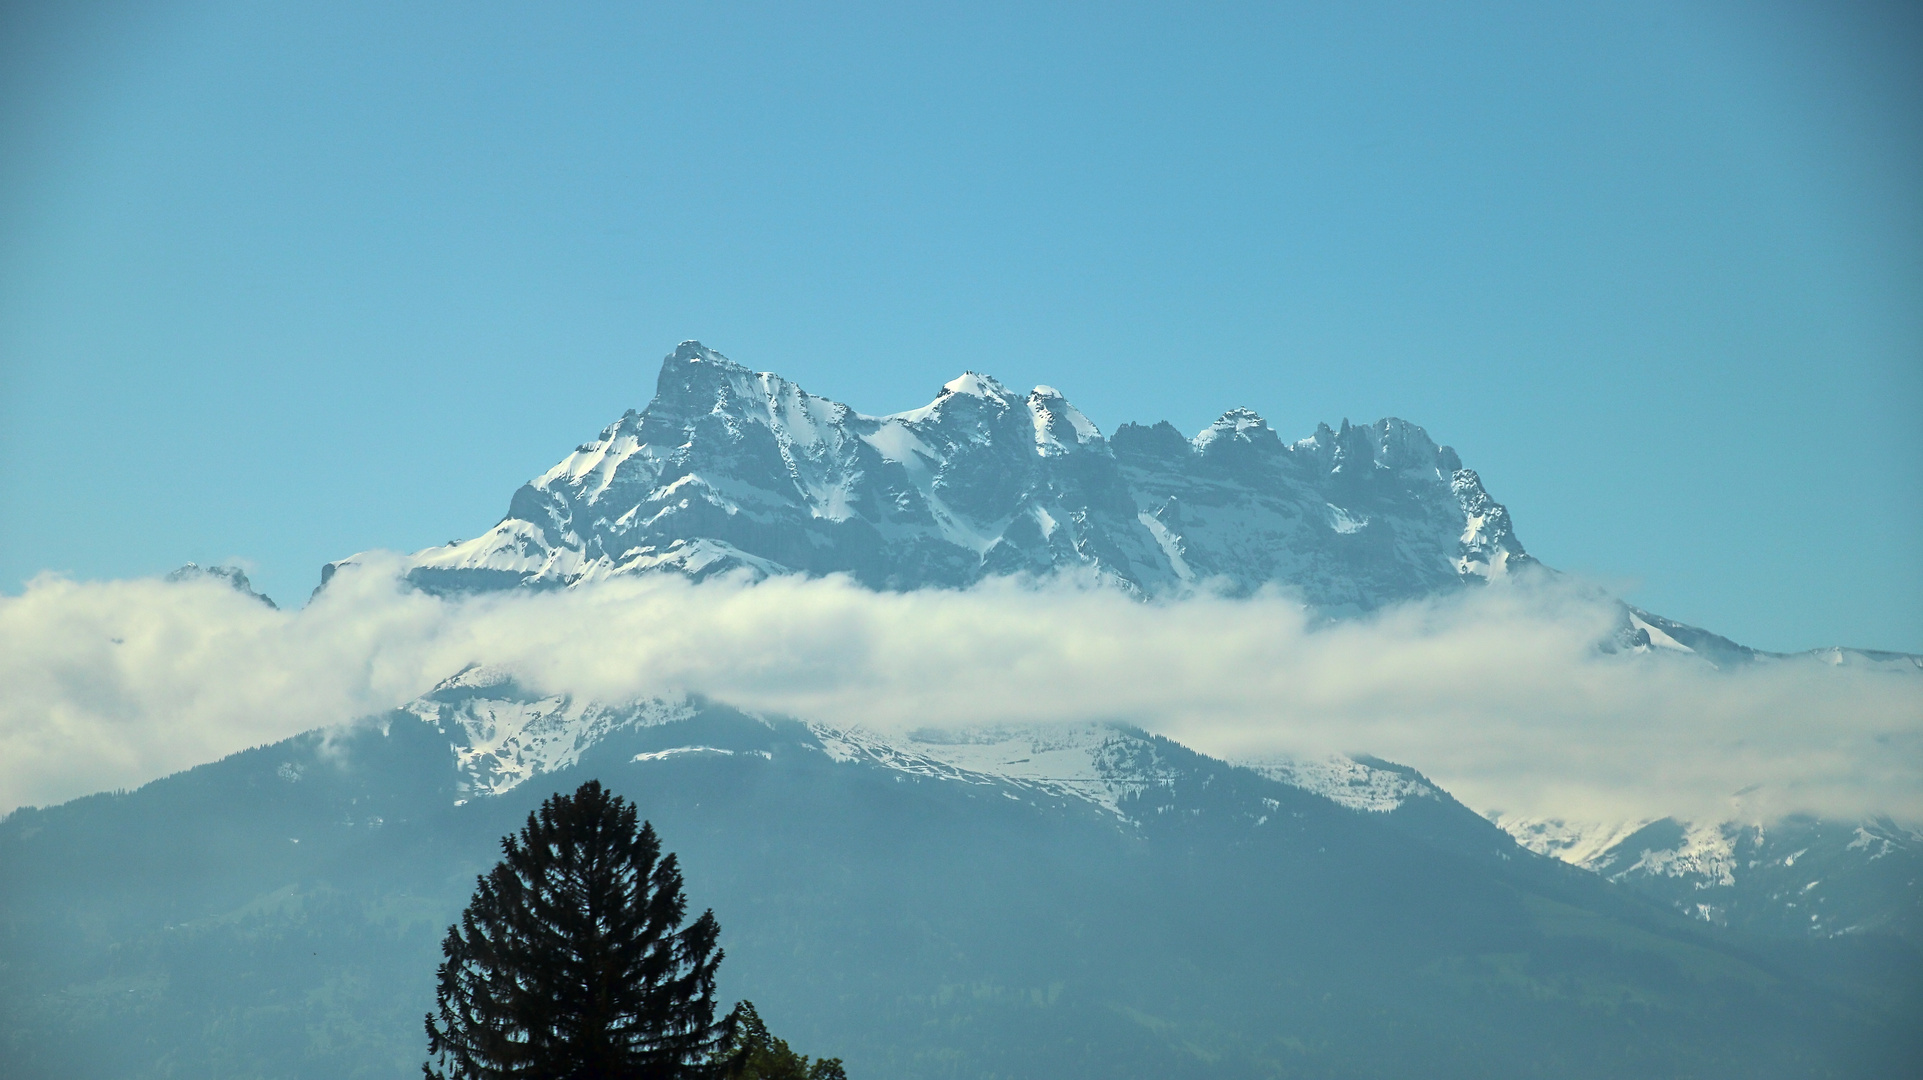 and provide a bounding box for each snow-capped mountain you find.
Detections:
[340,341,1527,611]
[304,340,1918,942]
[321,340,1918,672]
[329,340,1923,671]
[13,344,1920,1077]
[296,340,1922,946]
